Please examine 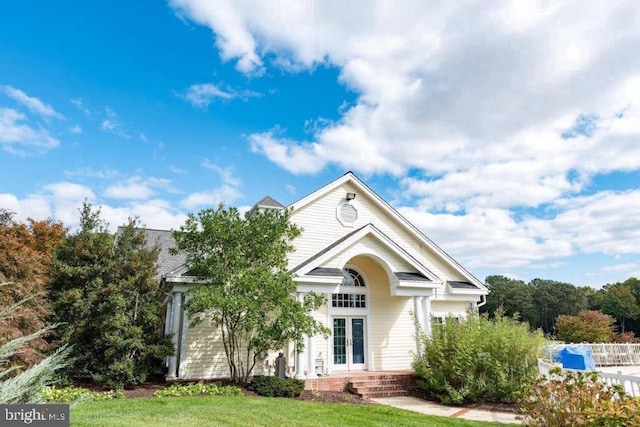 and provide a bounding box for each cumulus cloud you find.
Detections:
[104,176,174,200]
[171,0,640,206]
[180,185,242,210]
[0,108,60,155]
[1,85,63,119]
[1,182,186,232]
[180,82,260,108]
[170,0,640,277]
